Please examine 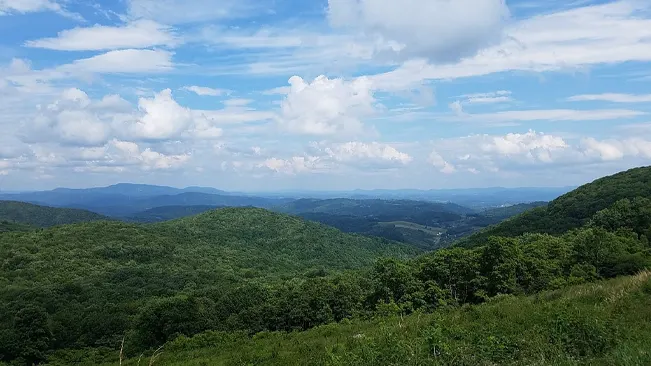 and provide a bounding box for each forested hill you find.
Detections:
[0,207,417,363]
[0,201,110,227]
[125,205,222,223]
[458,166,651,247]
